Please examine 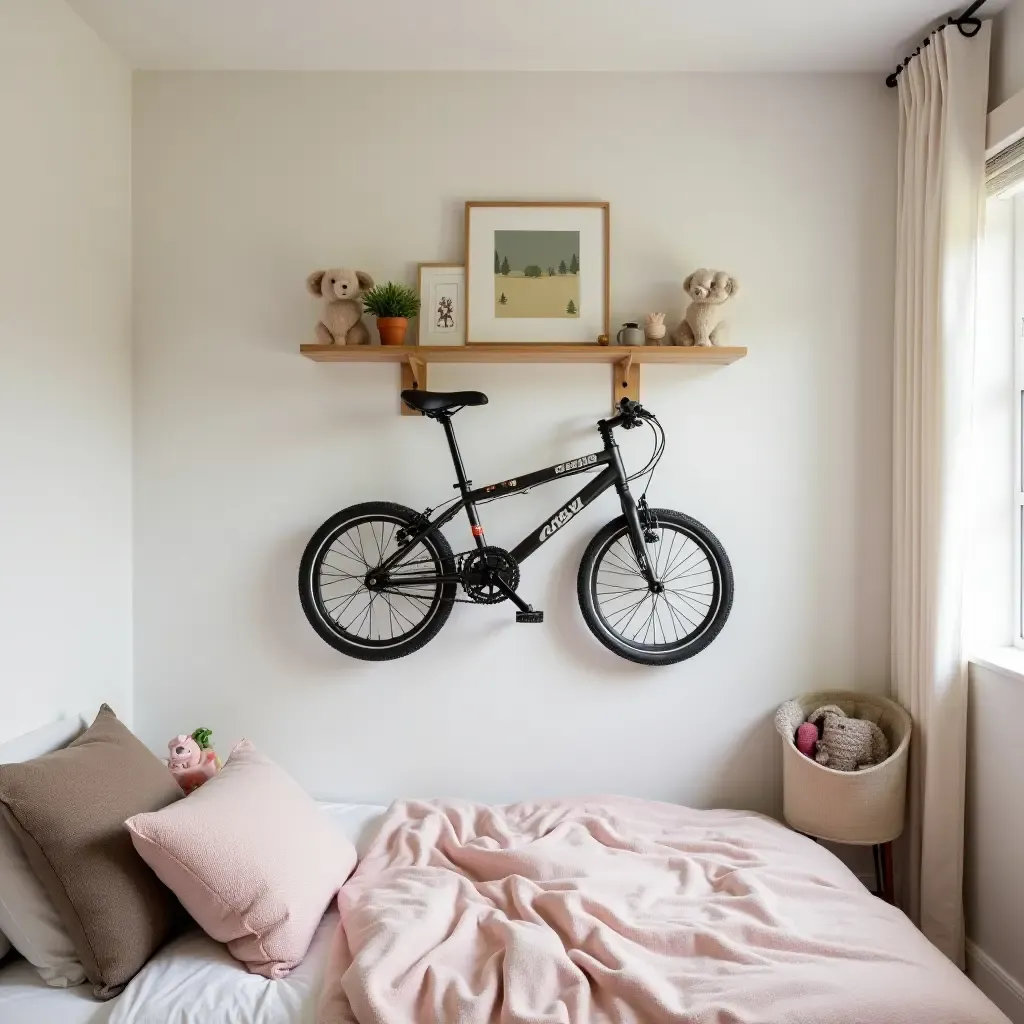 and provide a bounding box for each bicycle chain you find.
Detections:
[374,548,504,604]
